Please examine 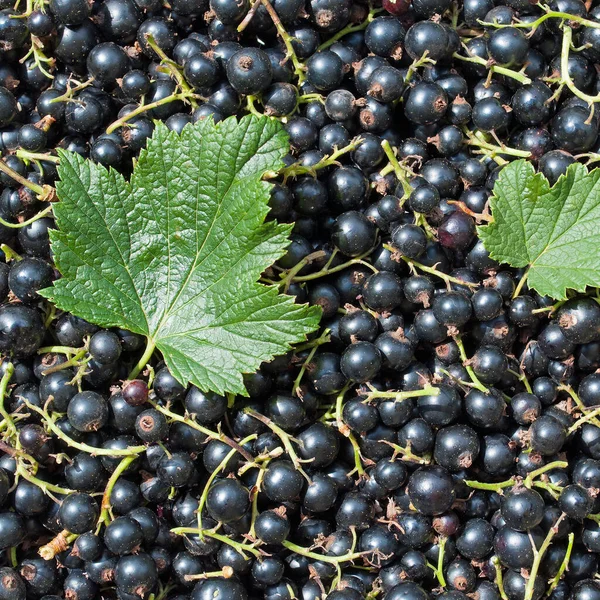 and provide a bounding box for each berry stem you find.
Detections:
[48,77,94,104]
[0,158,44,196]
[481,9,600,32]
[1,244,21,261]
[106,93,195,135]
[281,539,368,565]
[16,150,61,164]
[259,0,307,83]
[38,530,78,560]
[381,140,413,197]
[16,459,75,496]
[279,137,364,179]
[568,405,600,433]
[384,246,480,289]
[464,478,516,491]
[145,34,198,108]
[492,556,509,600]
[244,408,312,481]
[453,333,489,393]
[348,431,366,475]
[292,334,327,396]
[147,398,255,463]
[524,513,567,600]
[545,532,574,598]
[381,440,431,464]
[525,460,569,483]
[25,401,146,456]
[560,26,600,105]
[559,384,600,429]
[512,270,529,299]
[435,536,447,588]
[0,362,16,439]
[452,51,532,85]
[245,95,264,118]
[96,455,138,531]
[293,327,331,352]
[196,434,257,532]
[171,526,262,558]
[0,205,53,230]
[40,348,89,376]
[463,129,532,160]
[360,385,440,402]
[317,7,383,51]
[128,338,156,380]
